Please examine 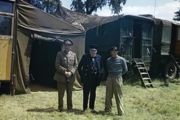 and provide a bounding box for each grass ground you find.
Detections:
[0,79,180,120]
